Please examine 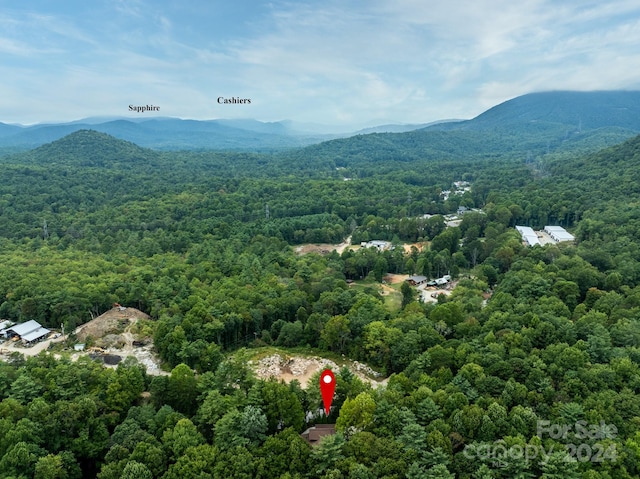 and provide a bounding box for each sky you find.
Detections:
[2,0,640,128]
